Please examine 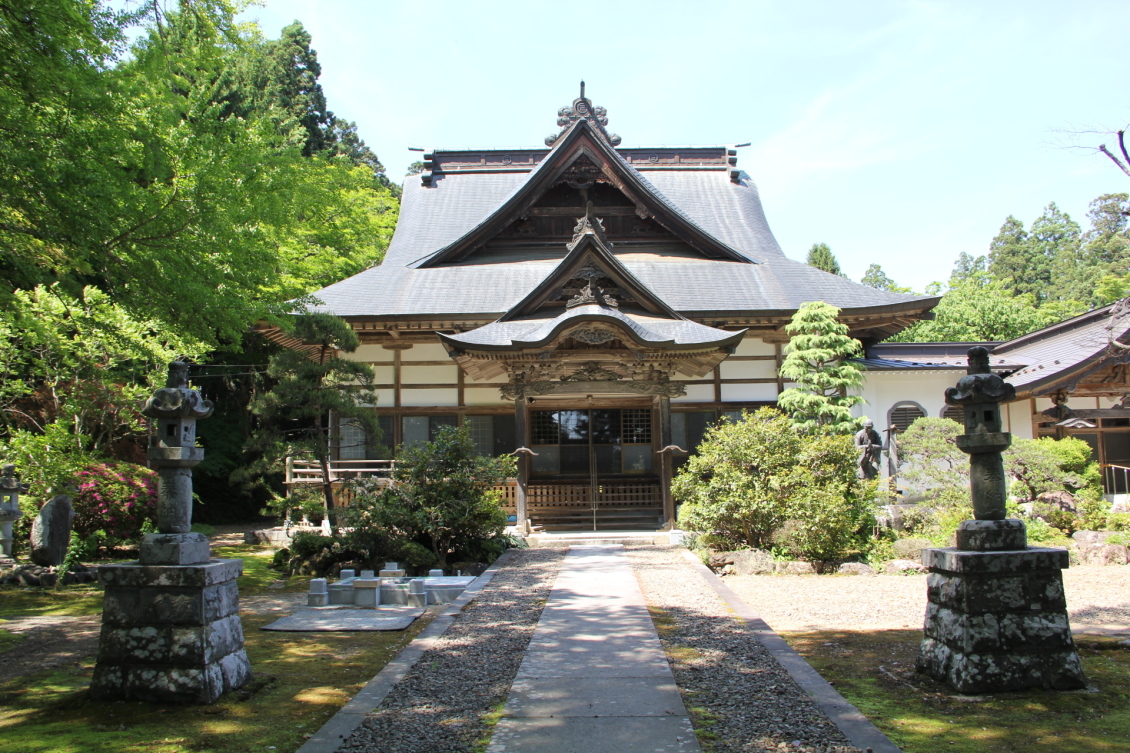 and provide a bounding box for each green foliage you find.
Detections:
[892,272,1060,342]
[71,461,159,552]
[1107,512,1130,531]
[805,243,844,276]
[1004,438,1082,502]
[0,1,397,346]
[860,264,912,293]
[674,408,875,563]
[242,313,377,518]
[895,417,971,543]
[777,302,865,434]
[346,426,515,569]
